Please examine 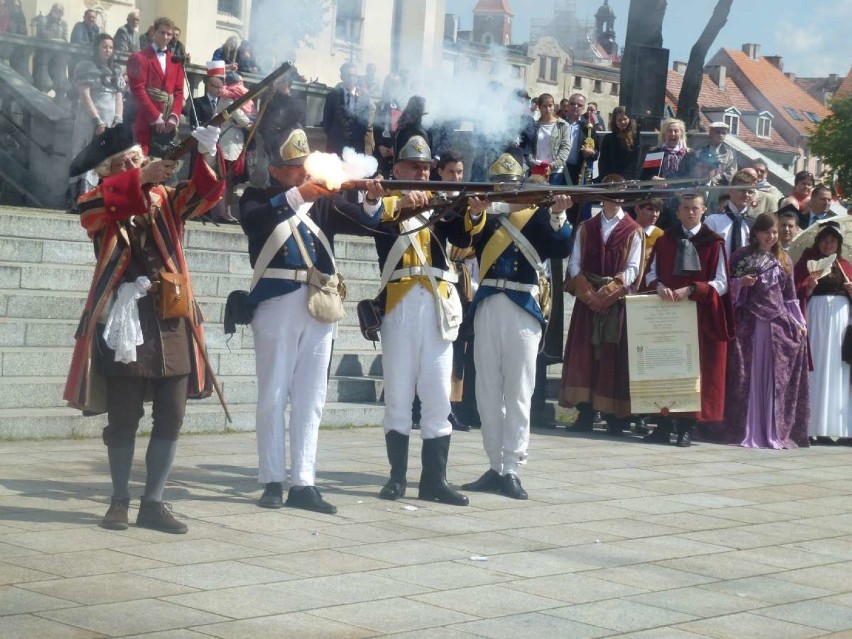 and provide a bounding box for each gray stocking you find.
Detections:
[142,438,177,503]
